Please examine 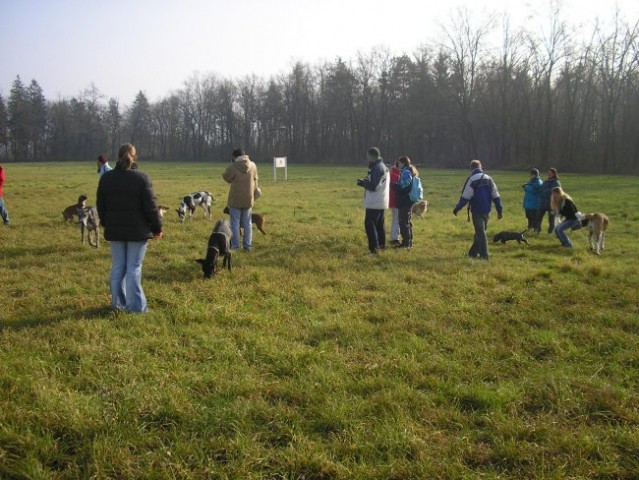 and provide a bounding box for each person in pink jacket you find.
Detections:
[0,164,9,225]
